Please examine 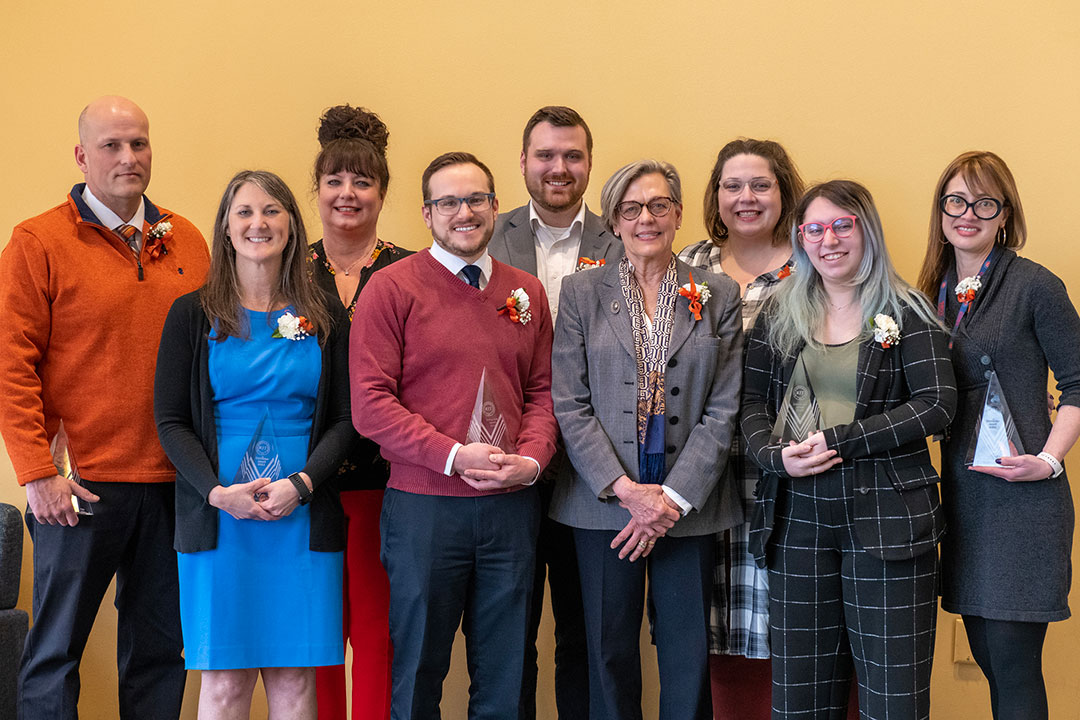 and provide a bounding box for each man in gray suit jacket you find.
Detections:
[488,106,621,720]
